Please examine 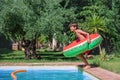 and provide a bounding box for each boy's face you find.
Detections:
[70,26,76,32]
